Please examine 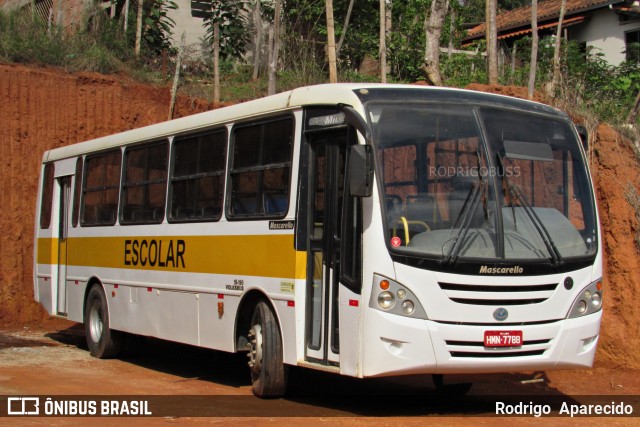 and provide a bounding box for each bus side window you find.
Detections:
[82,149,121,227]
[121,141,168,225]
[39,163,55,229]
[72,157,83,227]
[228,117,294,219]
[170,129,227,222]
